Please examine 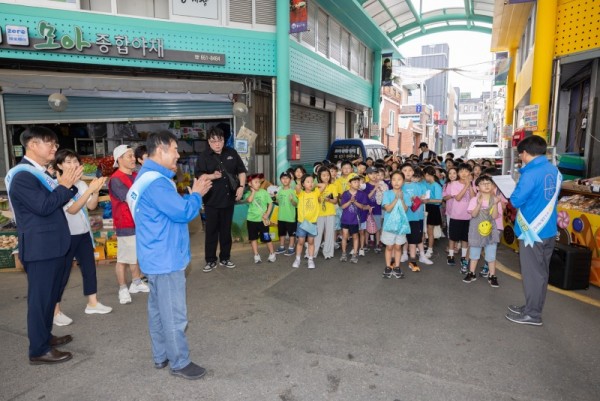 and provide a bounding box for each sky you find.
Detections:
[397,31,495,98]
